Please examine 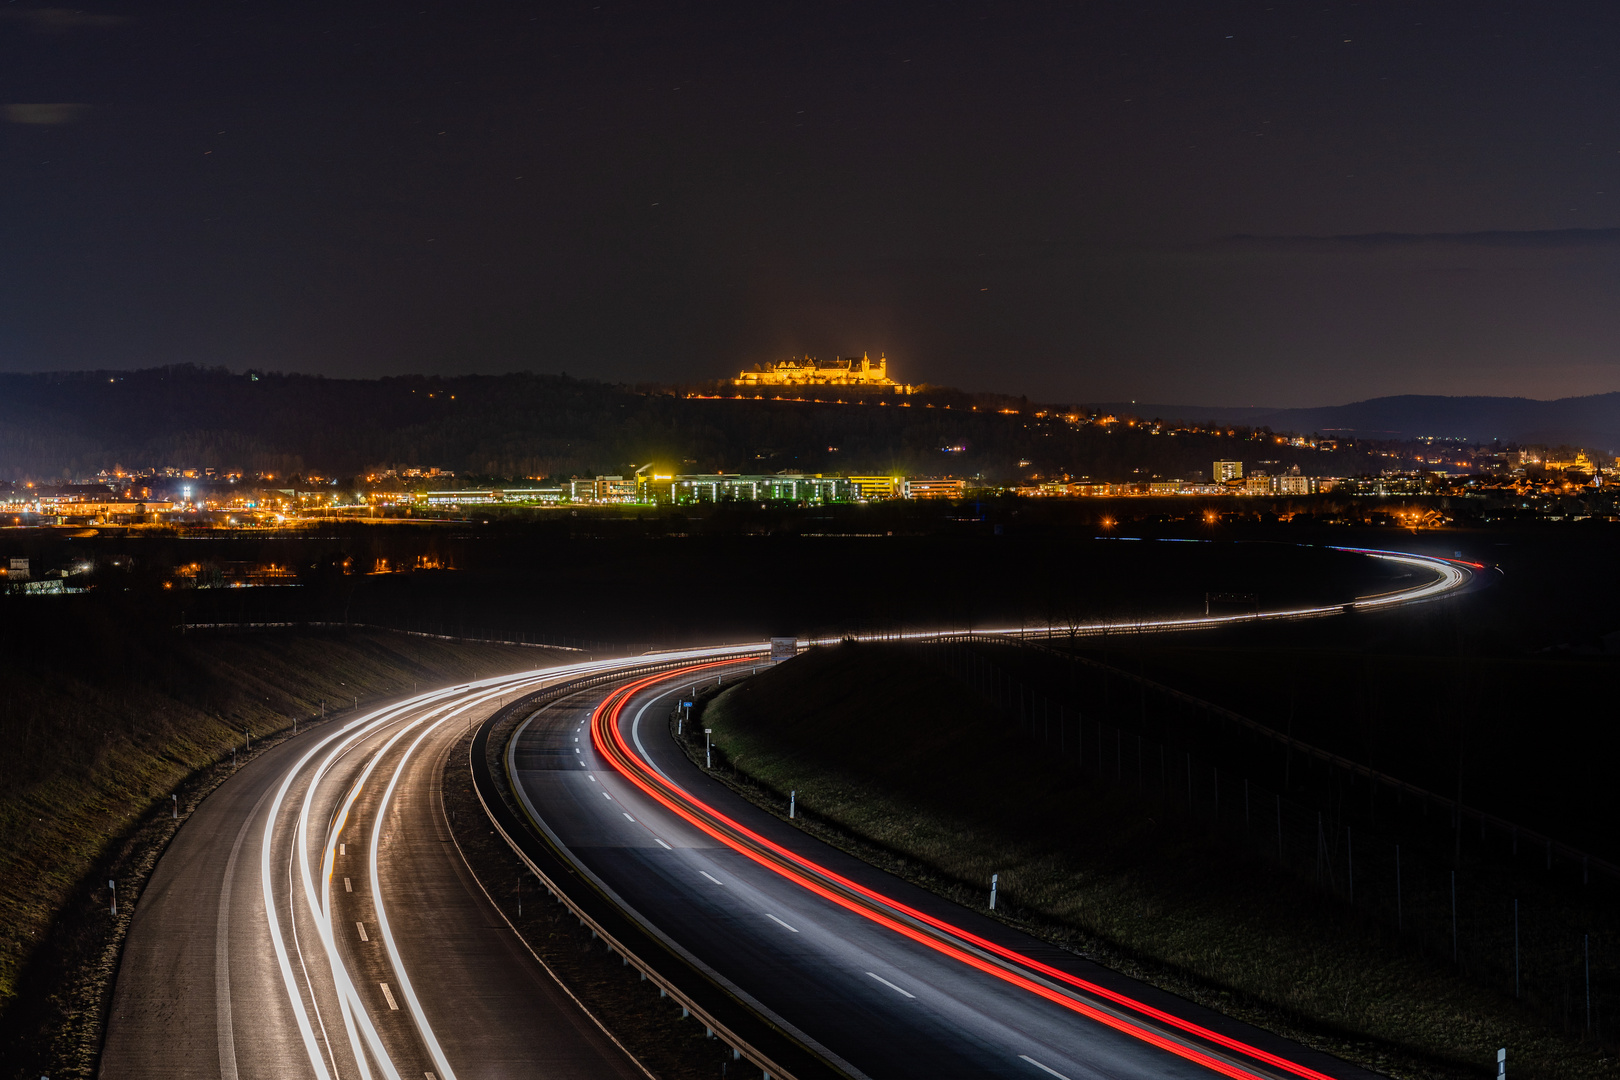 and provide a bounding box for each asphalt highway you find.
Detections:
[97,548,1476,1079]
[102,672,653,1080]
[508,673,1377,1080]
